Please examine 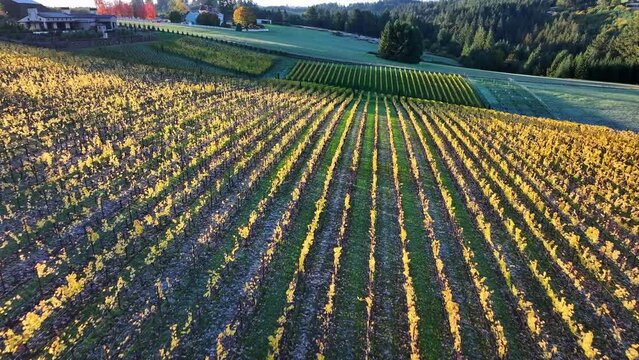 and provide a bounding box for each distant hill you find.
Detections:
[400,0,639,84]
[260,0,638,84]
[261,0,418,14]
